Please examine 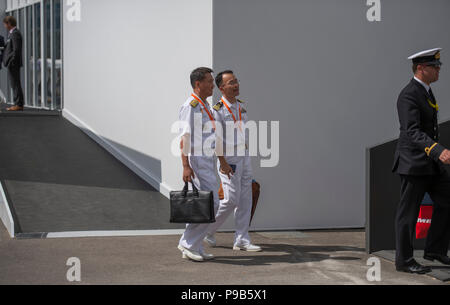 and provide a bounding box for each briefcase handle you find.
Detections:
[183,182,200,198]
